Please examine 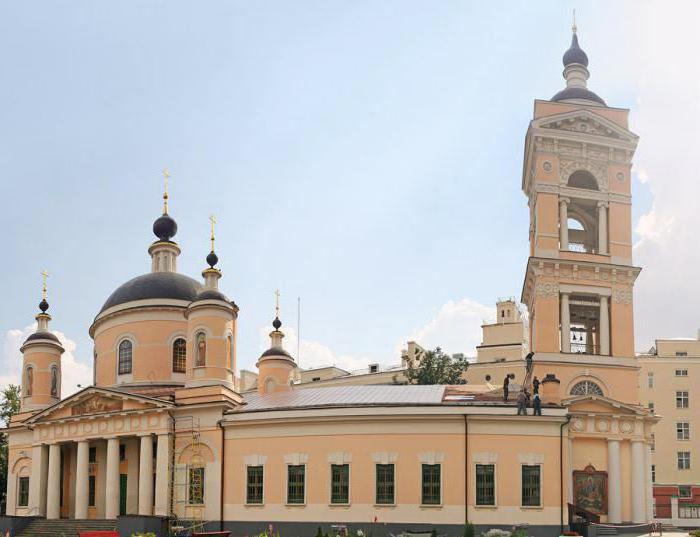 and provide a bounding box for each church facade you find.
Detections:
[2,28,656,537]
